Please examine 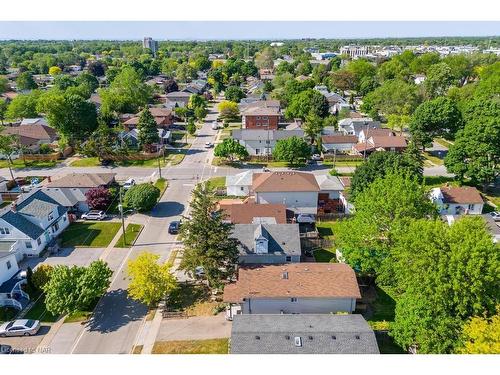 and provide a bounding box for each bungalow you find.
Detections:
[321,135,358,154]
[219,200,288,224]
[353,135,408,155]
[2,121,58,153]
[43,172,116,212]
[182,79,207,95]
[165,91,192,109]
[430,186,484,215]
[120,128,172,149]
[232,129,304,156]
[232,223,301,264]
[224,263,361,318]
[338,118,380,137]
[122,108,174,131]
[357,127,395,144]
[0,189,69,261]
[240,100,281,130]
[252,172,320,215]
[230,314,380,354]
